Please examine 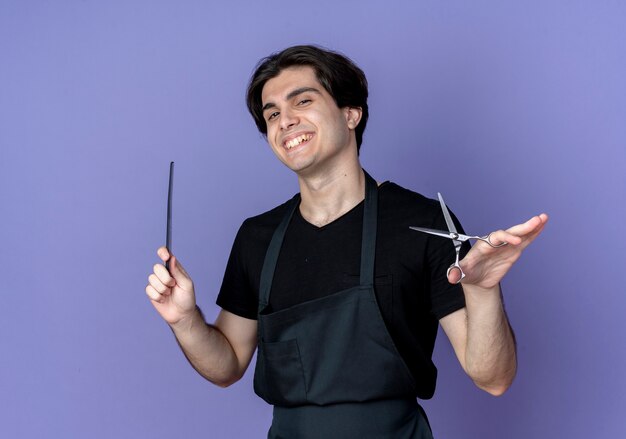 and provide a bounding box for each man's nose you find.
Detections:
[280,108,298,131]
